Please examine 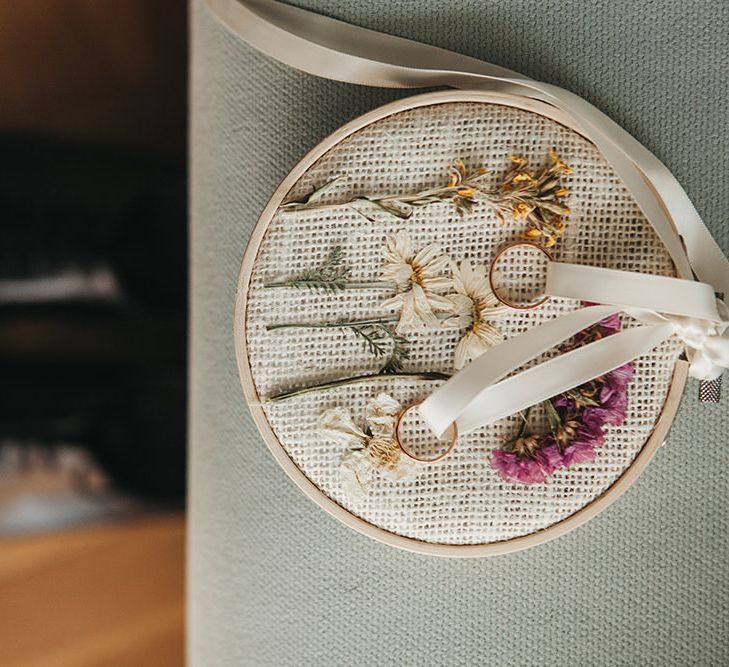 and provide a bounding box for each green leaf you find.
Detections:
[271,245,351,291]
[543,399,562,434]
[349,323,410,373]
